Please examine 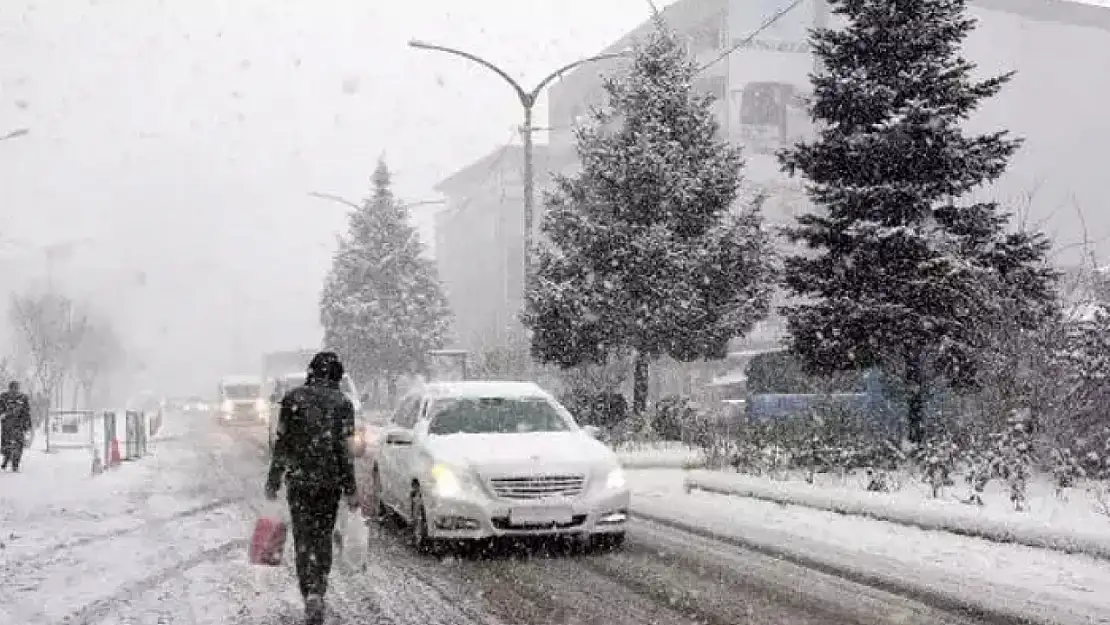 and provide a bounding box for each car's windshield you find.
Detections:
[427,397,571,435]
[222,384,260,400]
